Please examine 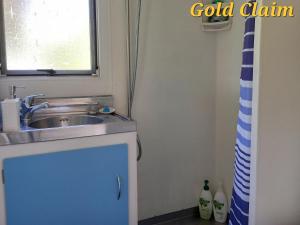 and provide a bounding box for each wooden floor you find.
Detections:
[154,217,223,225]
